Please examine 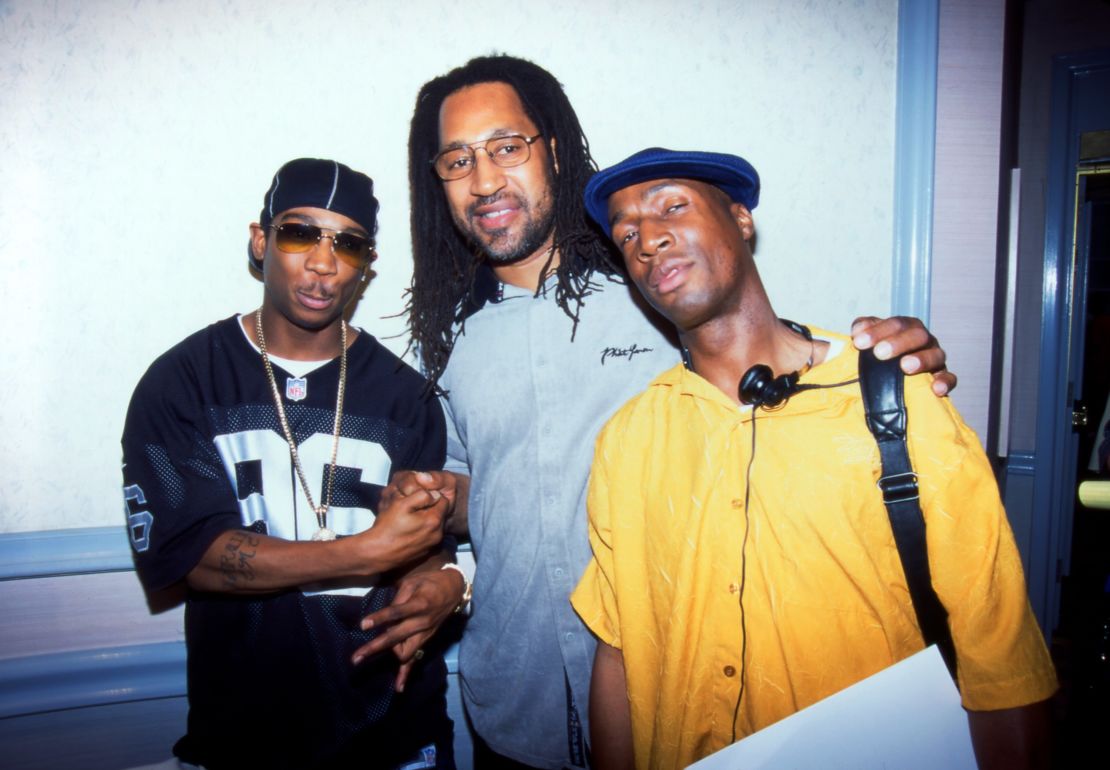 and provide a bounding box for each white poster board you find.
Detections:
[689,647,977,770]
